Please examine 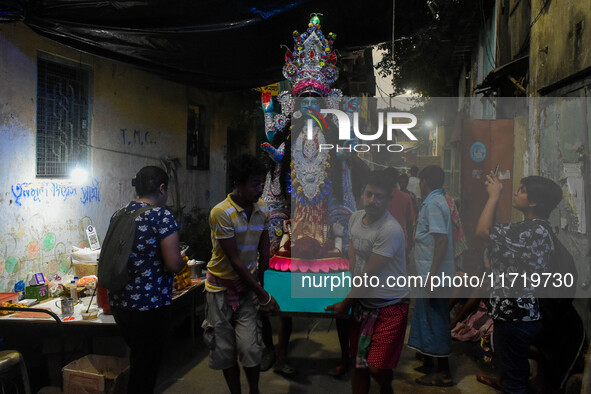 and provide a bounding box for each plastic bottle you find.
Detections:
[70,280,78,301]
[73,276,79,300]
